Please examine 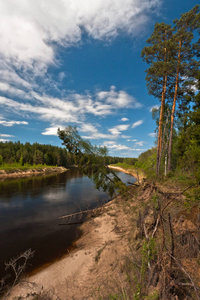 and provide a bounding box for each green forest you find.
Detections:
[0,141,137,169]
